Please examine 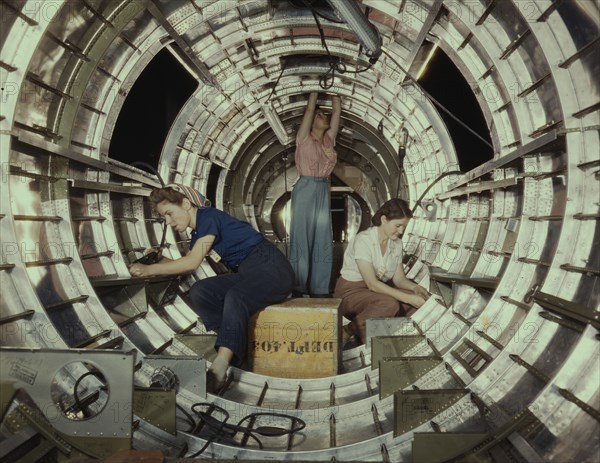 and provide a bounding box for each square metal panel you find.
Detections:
[366,317,419,346]
[371,335,425,370]
[412,432,489,463]
[133,388,177,435]
[393,389,469,436]
[174,334,218,362]
[379,357,443,399]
